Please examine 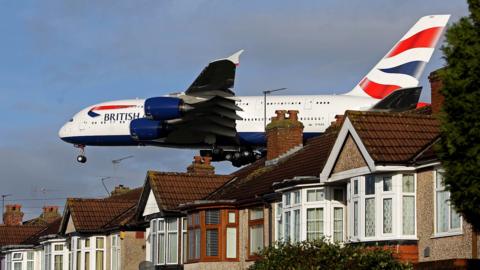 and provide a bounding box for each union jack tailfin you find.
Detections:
[345,15,450,99]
